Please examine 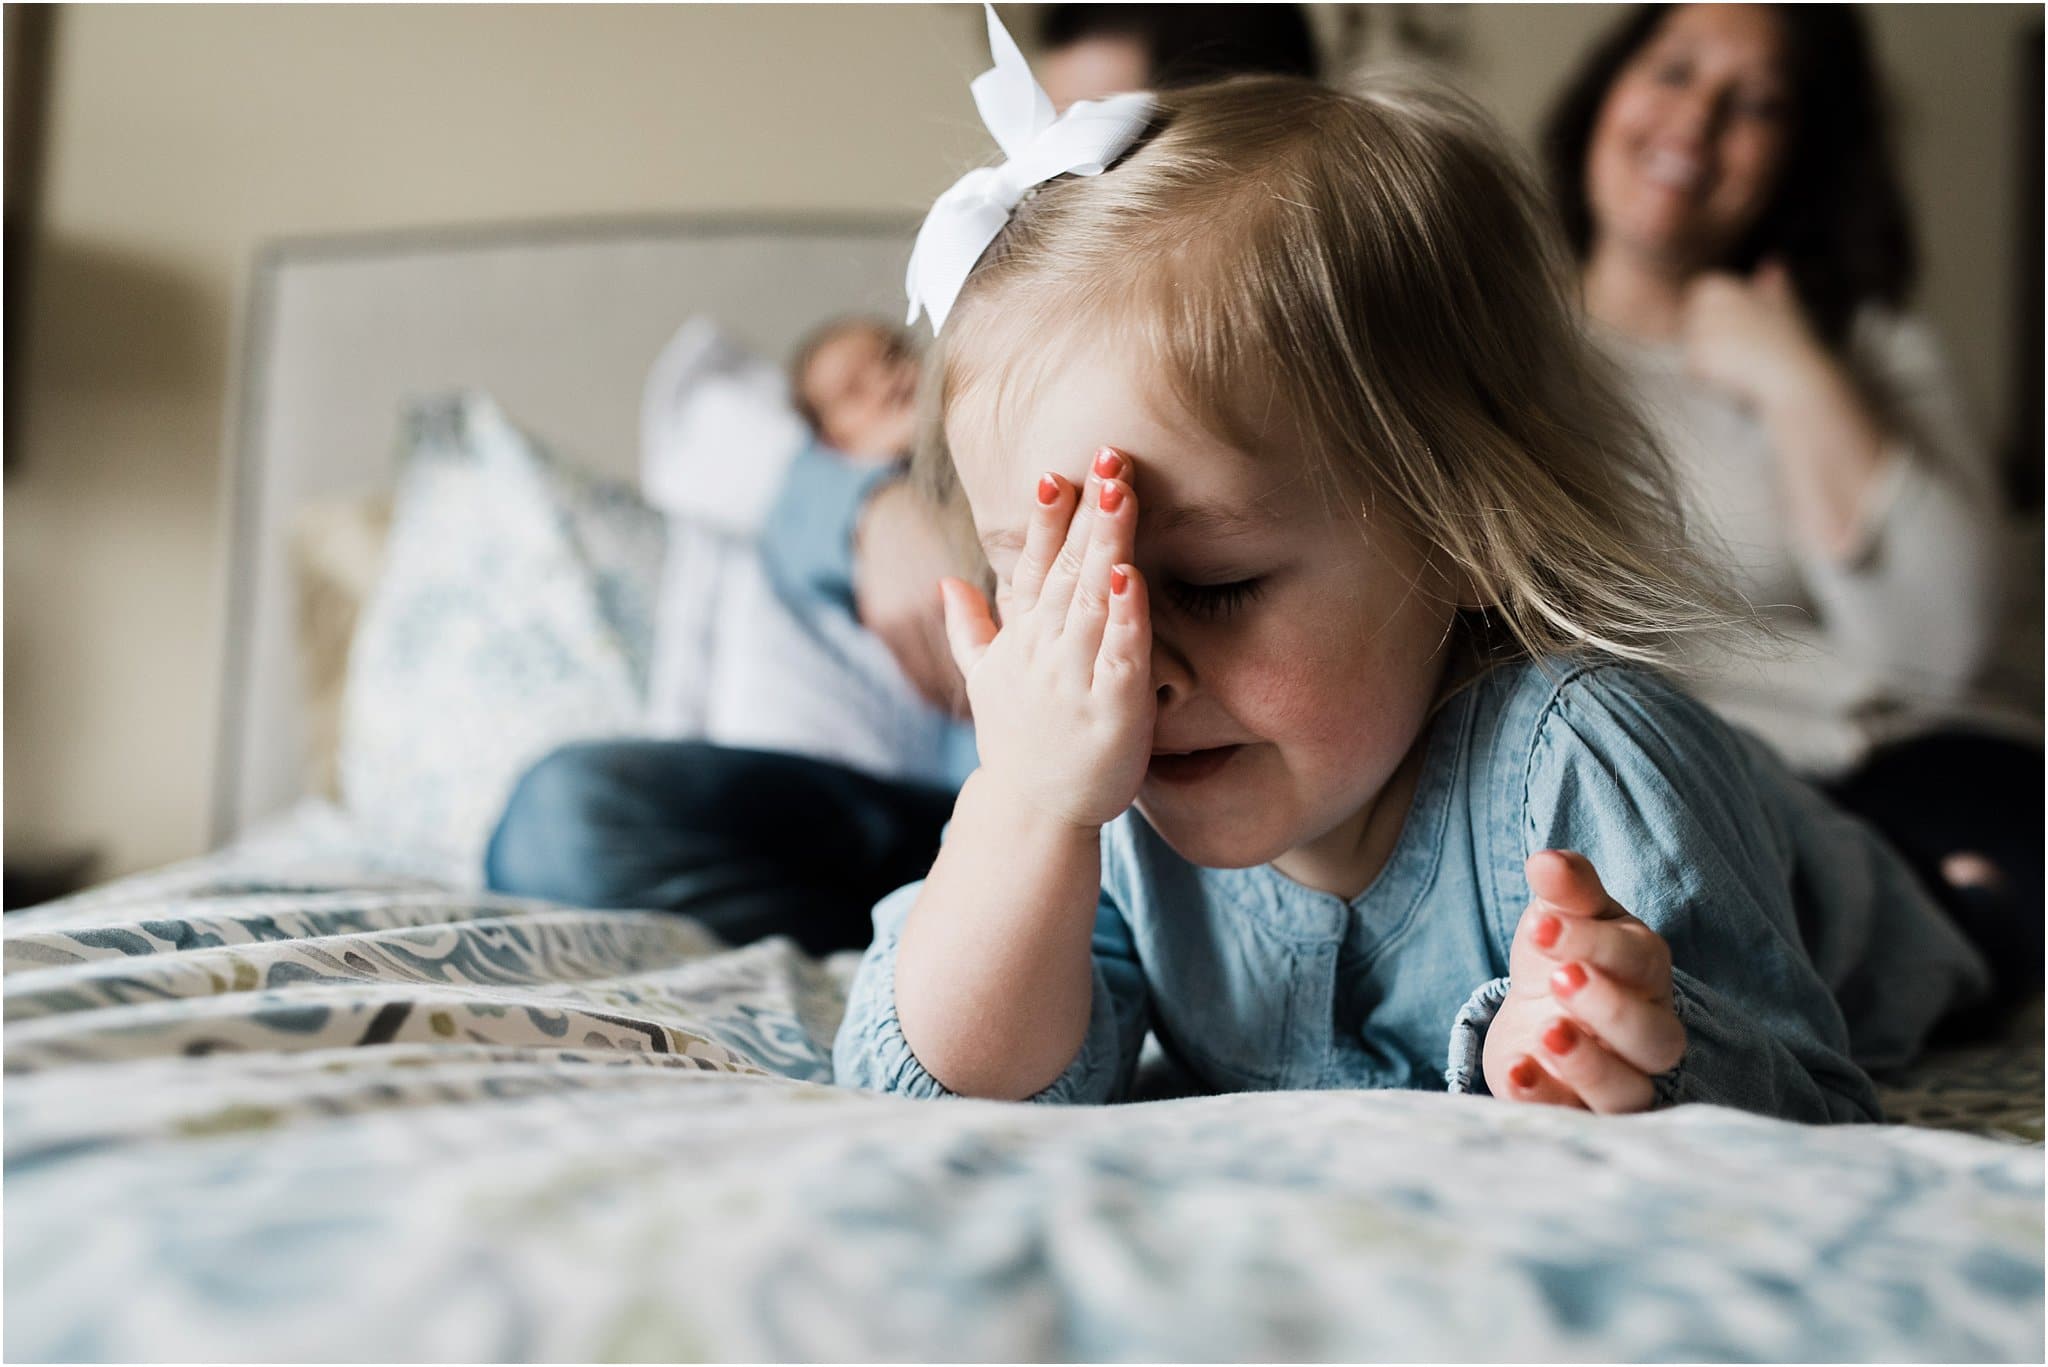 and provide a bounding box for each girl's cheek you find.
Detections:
[1212,645,1356,740]
[1221,603,1441,744]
